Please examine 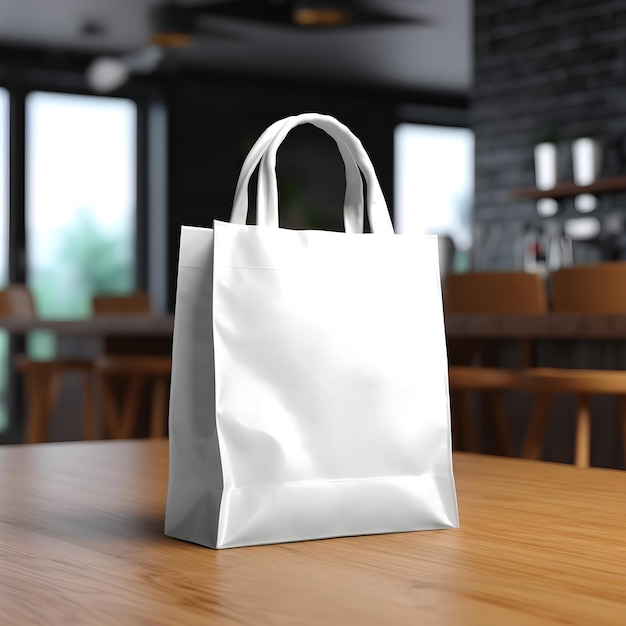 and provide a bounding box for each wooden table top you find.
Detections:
[0,314,174,336]
[5,313,626,339]
[445,312,626,339]
[1,440,624,625]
